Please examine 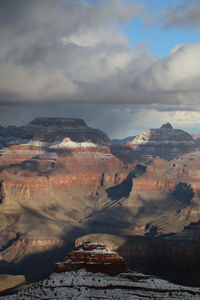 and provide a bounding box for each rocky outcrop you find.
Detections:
[55,242,127,275]
[127,123,196,160]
